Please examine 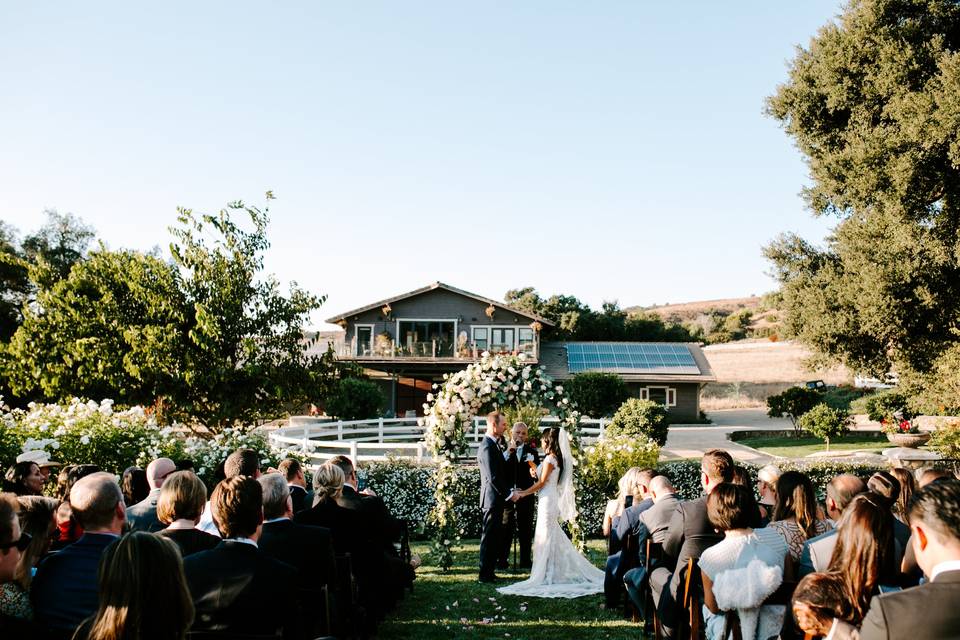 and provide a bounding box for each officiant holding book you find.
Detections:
[499,422,539,570]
